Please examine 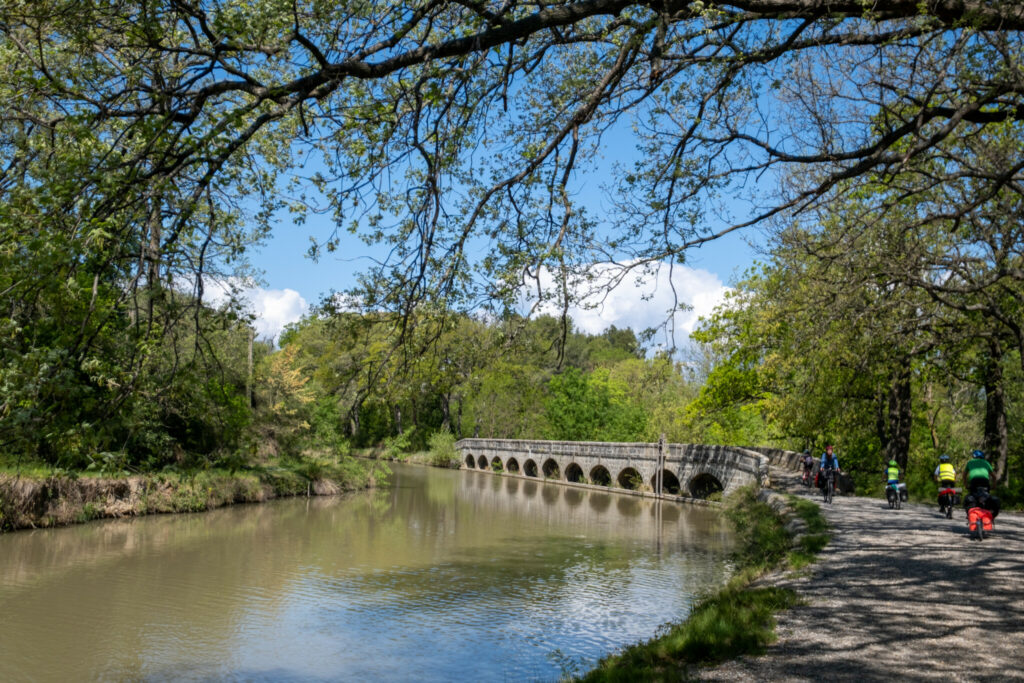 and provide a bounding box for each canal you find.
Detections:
[0,463,734,681]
